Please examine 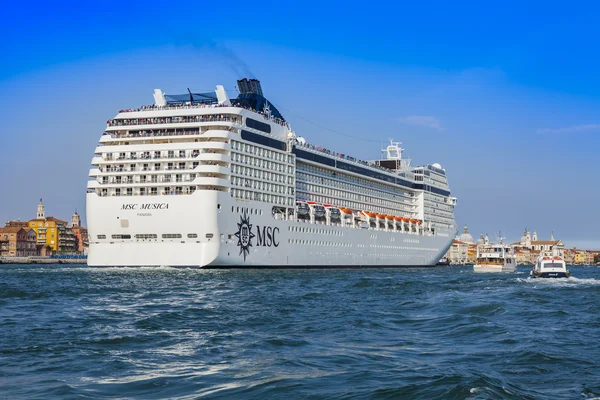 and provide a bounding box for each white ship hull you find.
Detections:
[87,192,455,267]
[473,264,516,273]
